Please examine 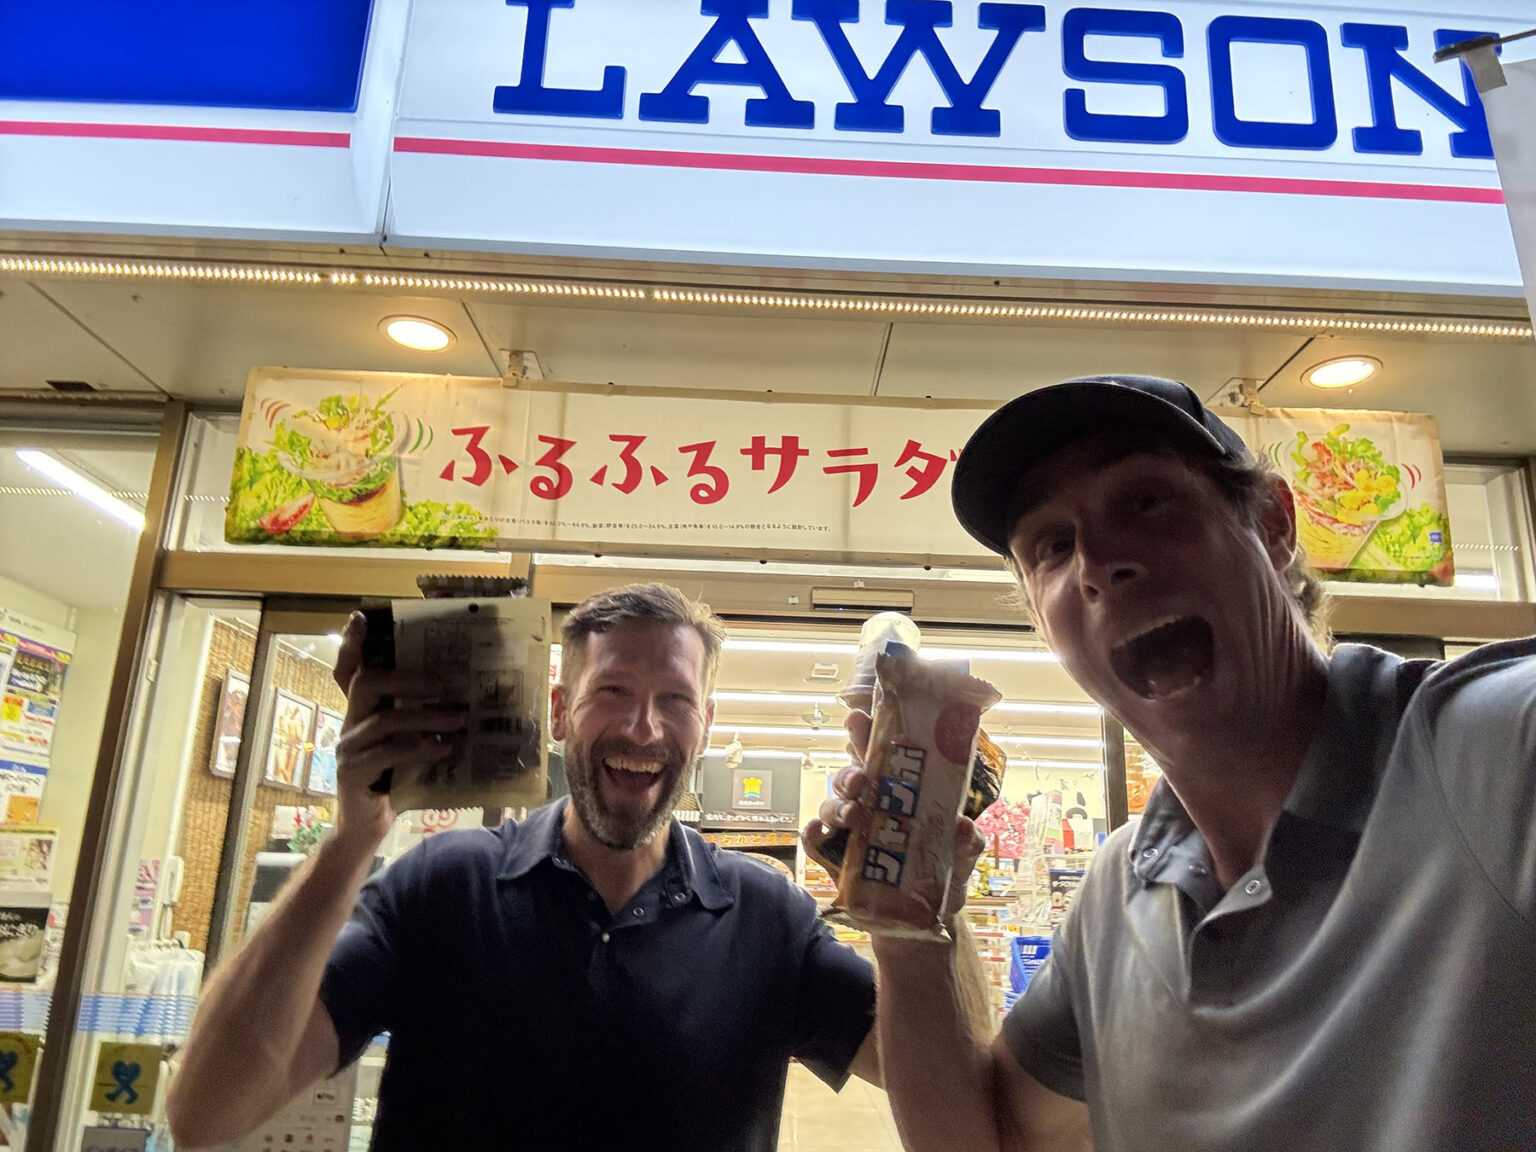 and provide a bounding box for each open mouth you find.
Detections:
[602,755,666,797]
[1109,616,1214,700]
